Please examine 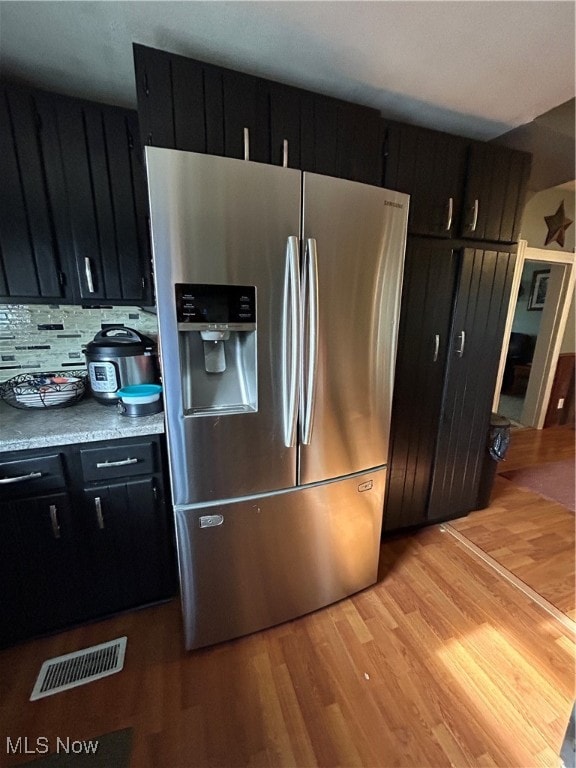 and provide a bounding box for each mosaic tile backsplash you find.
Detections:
[0,304,158,383]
